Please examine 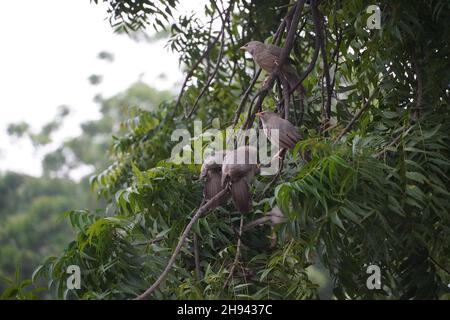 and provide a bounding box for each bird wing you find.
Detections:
[281,120,301,148]
[265,44,282,57]
[204,170,224,210]
[254,50,278,72]
[204,170,223,200]
[265,116,301,149]
[222,161,250,186]
[266,44,297,64]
